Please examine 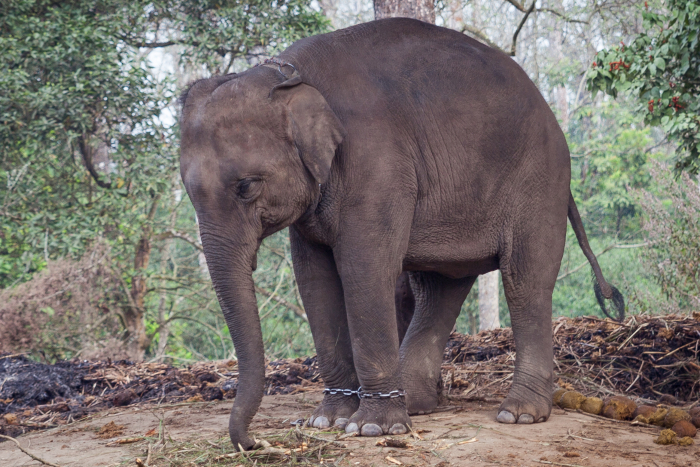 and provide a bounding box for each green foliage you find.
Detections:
[1,0,693,365]
[588,1,700,174]
[0,0,326,360]
[568,101,659,237]
[120,0,330,74]
[0,0,173,286]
